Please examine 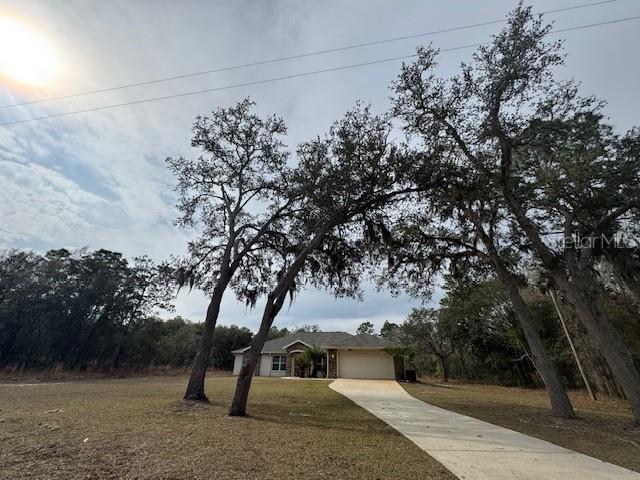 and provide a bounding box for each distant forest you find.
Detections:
[0,248,323,373]
[0,248,254,372]
[383,276,640,398]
